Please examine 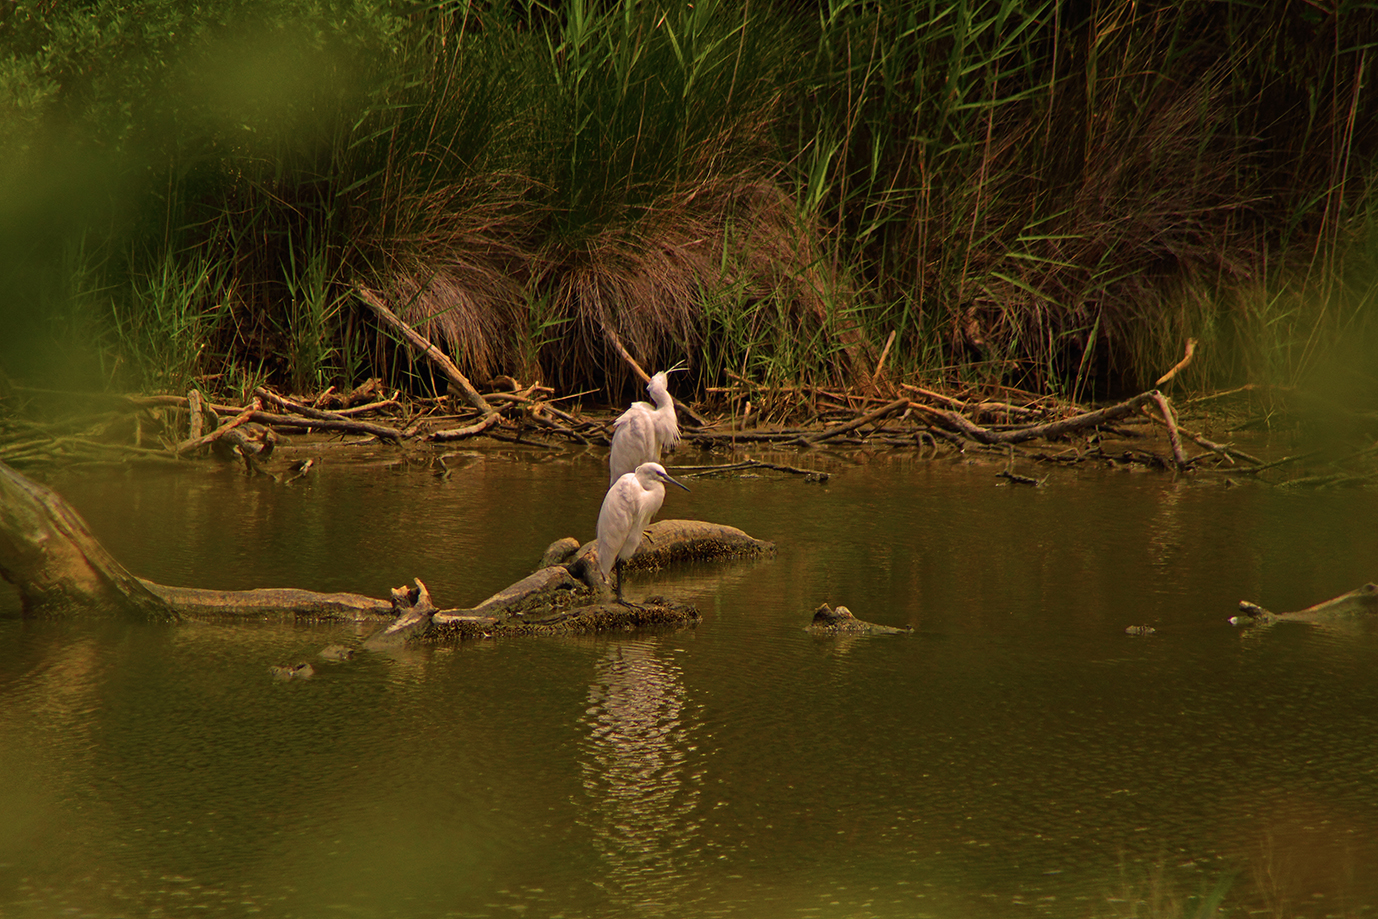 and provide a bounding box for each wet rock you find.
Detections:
[318,644,355,661]
[1124,625,1156,636]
